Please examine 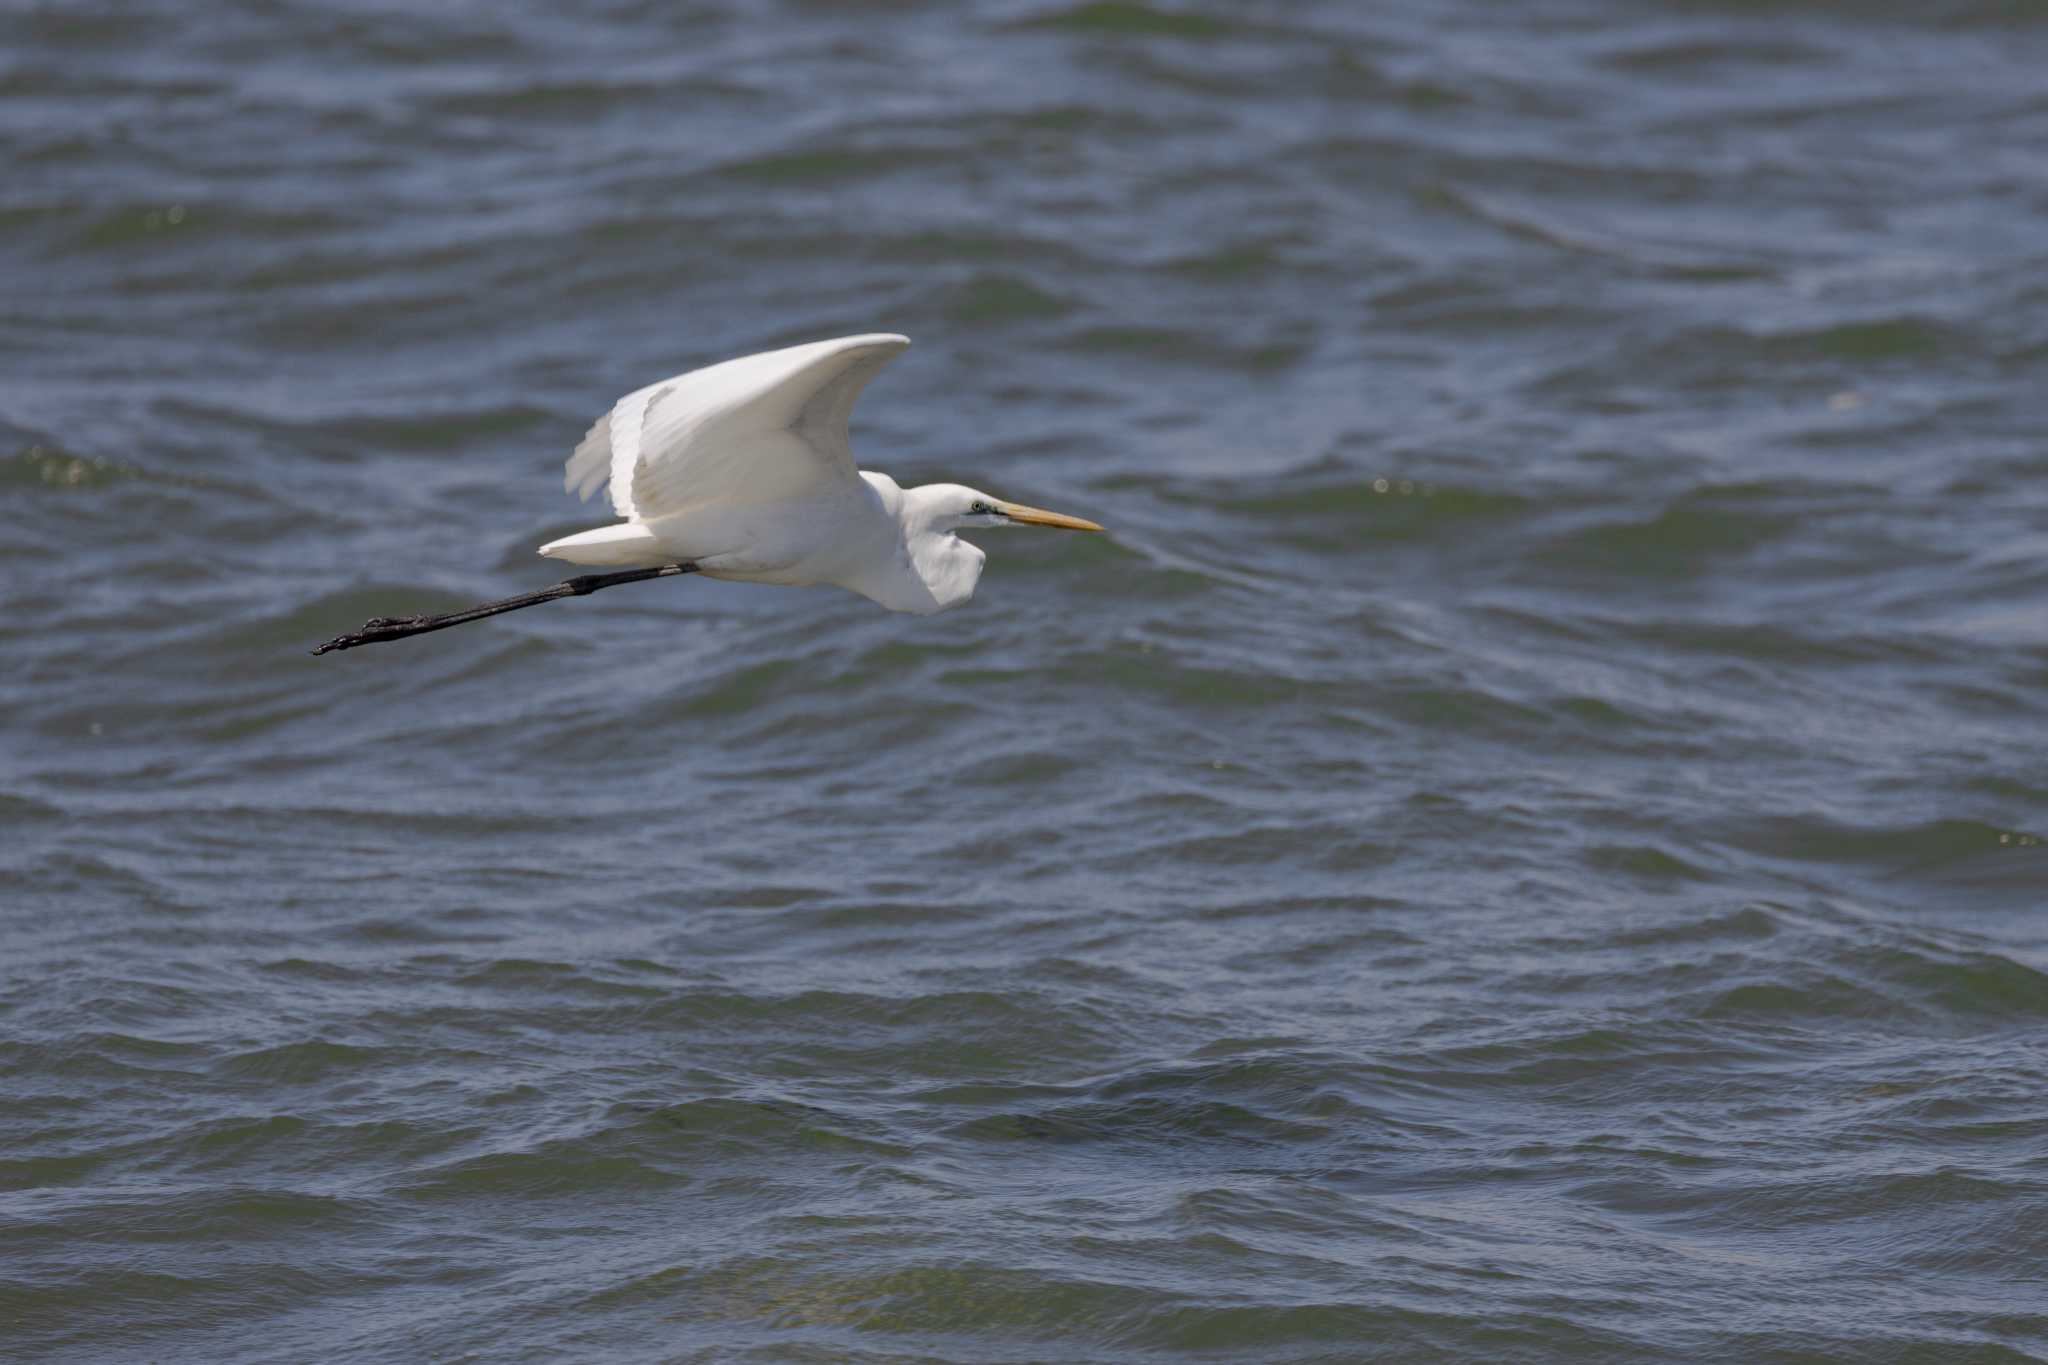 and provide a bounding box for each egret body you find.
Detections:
[539,333,1100,614]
